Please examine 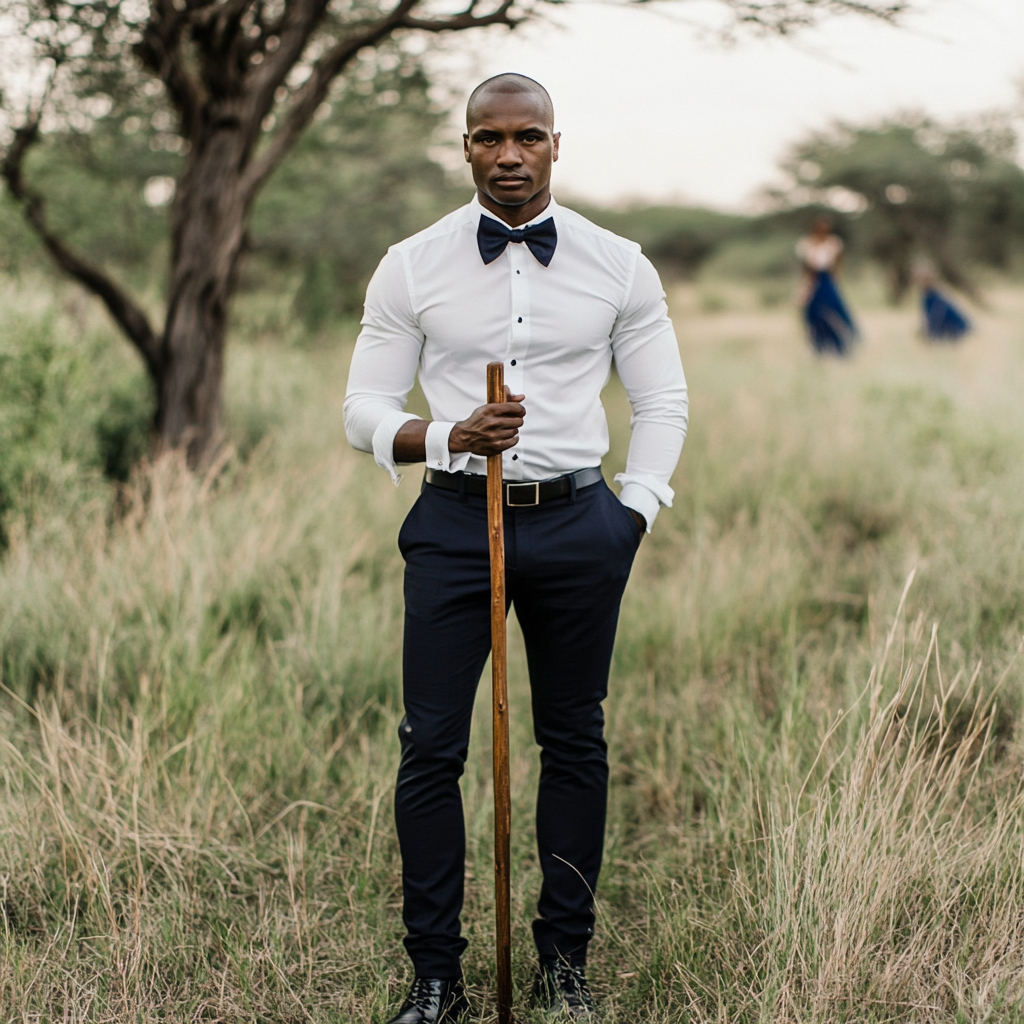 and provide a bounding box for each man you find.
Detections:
[344,73,688,1023]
